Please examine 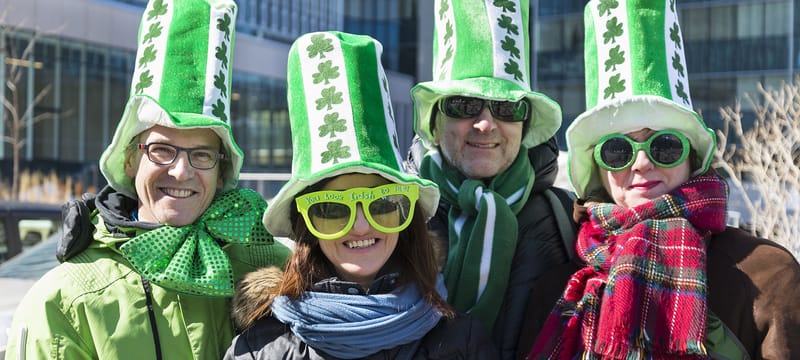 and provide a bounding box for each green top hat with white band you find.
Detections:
[566,0,717,198]
[411,0,562,149]
[263,31,440,238]
[100,0,243,199]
